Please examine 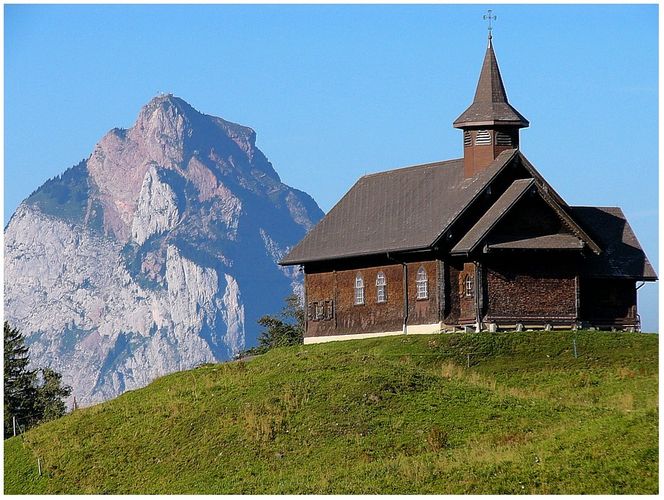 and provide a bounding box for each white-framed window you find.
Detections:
[325,300,334,320]
[475,130,492,145]
[376,272,387,303]
[354,274,365,305]
[416,267,428,300]
[465,274,474,297]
